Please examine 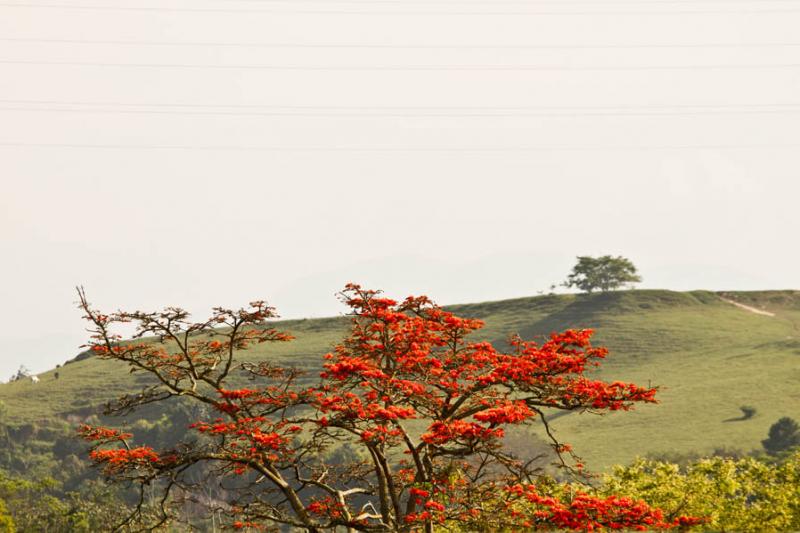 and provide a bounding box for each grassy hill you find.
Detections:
[2,289,799,472]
